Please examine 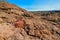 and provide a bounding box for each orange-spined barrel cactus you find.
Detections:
[15,19,25,29]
